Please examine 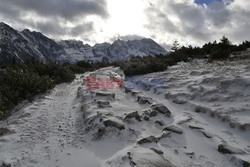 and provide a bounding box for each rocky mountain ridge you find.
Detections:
[0,22,167,64]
